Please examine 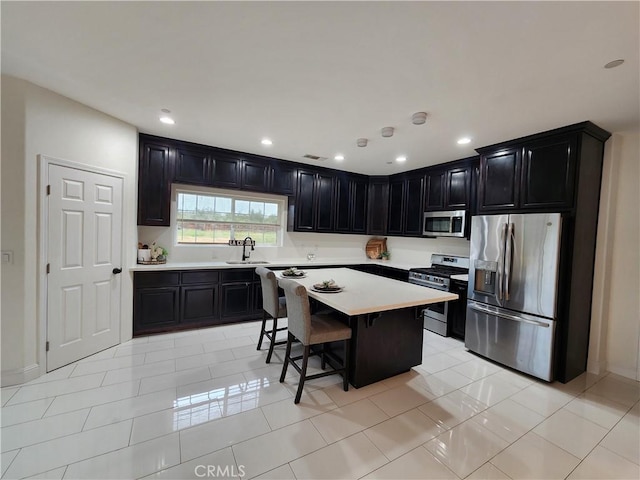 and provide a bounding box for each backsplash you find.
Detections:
[137,226,470,266]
